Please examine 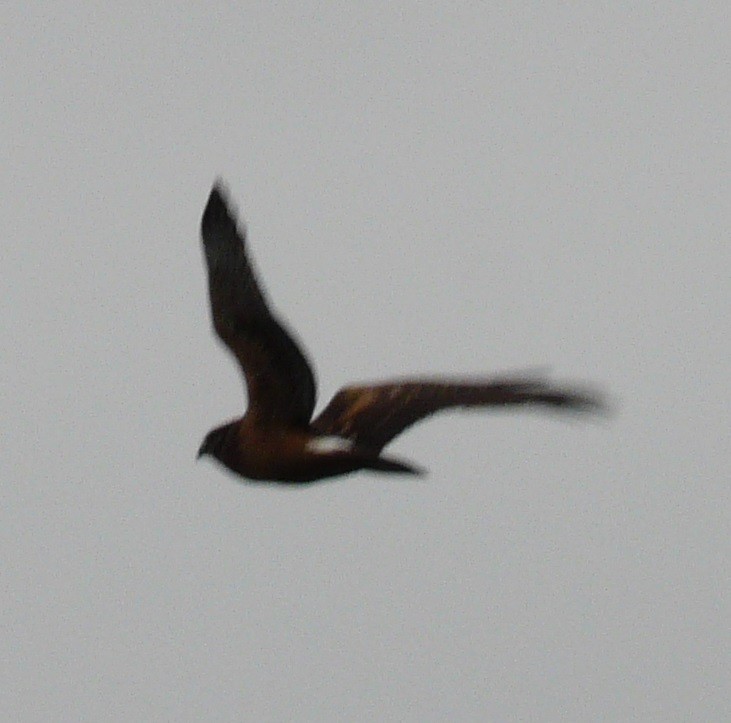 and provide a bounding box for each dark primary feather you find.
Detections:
[201,184,317,426]
[312,376,604,452]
